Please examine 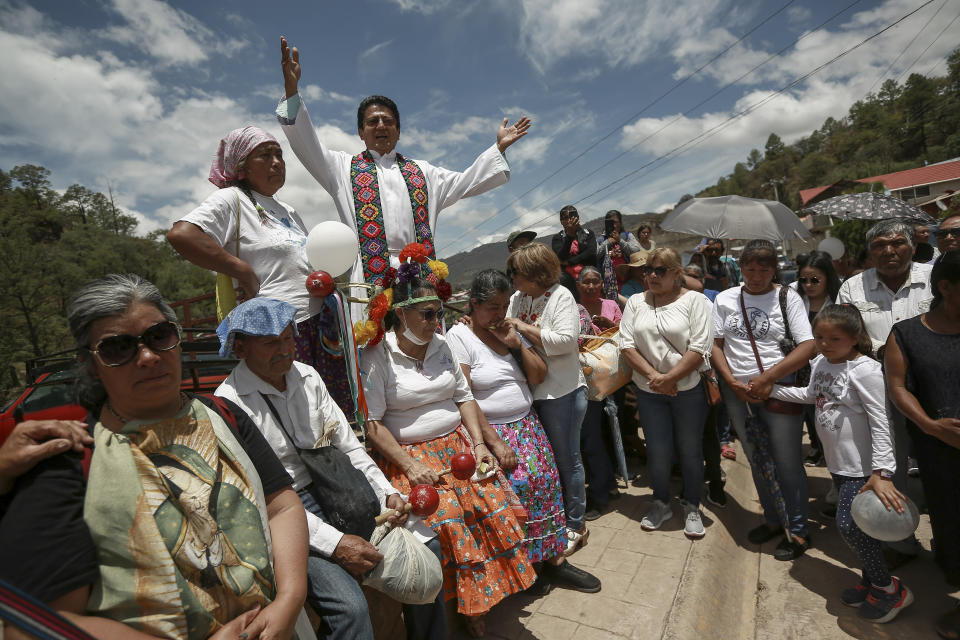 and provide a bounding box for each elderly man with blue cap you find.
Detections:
[215,298,445,640]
